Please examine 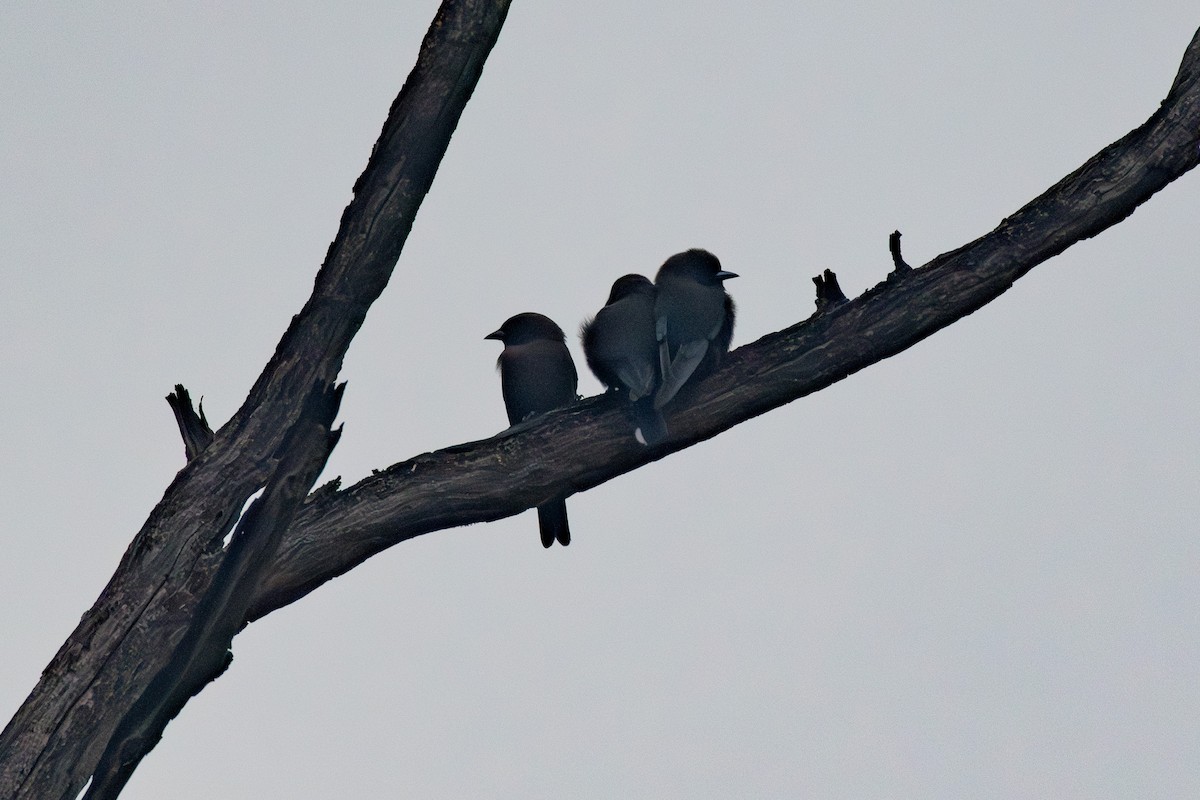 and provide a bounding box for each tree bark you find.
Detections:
[84,384,344,800]
[0,2,512,798]
[165,385,214,462]
[1,10,1197,799]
